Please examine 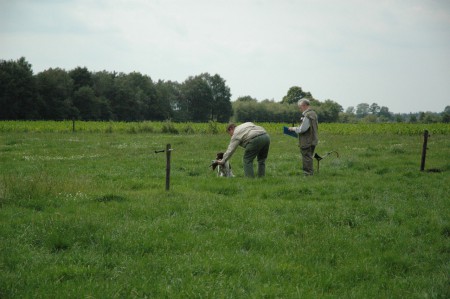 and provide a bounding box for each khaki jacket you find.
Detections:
[222,122,267,162]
